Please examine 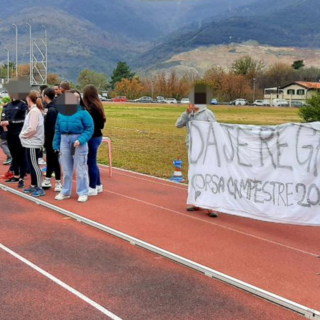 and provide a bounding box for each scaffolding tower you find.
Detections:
[30,29,47,86]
